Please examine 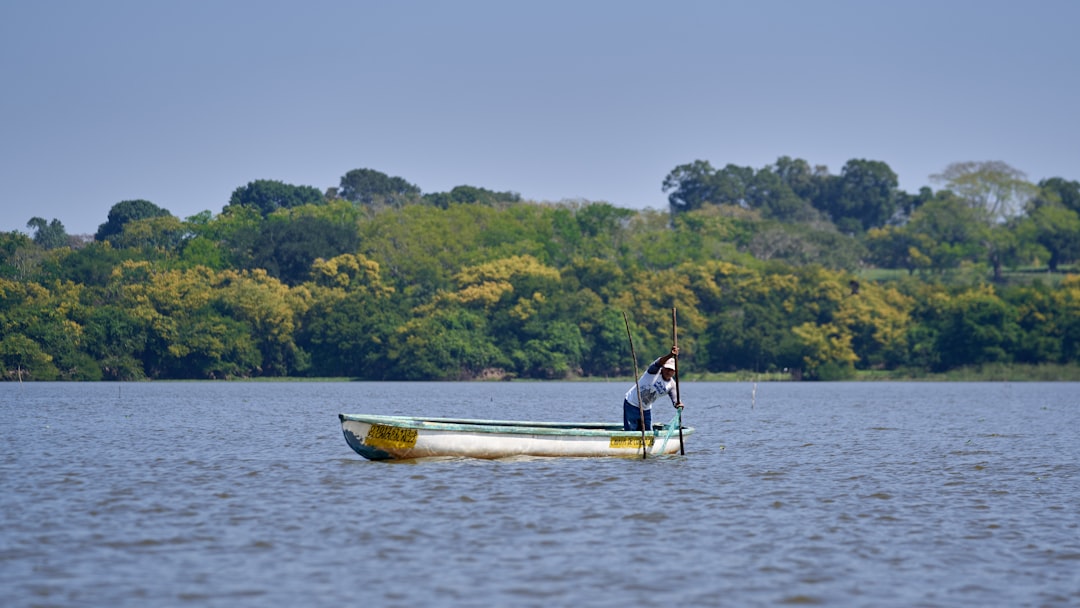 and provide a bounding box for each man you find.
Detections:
[623,346,683,431]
